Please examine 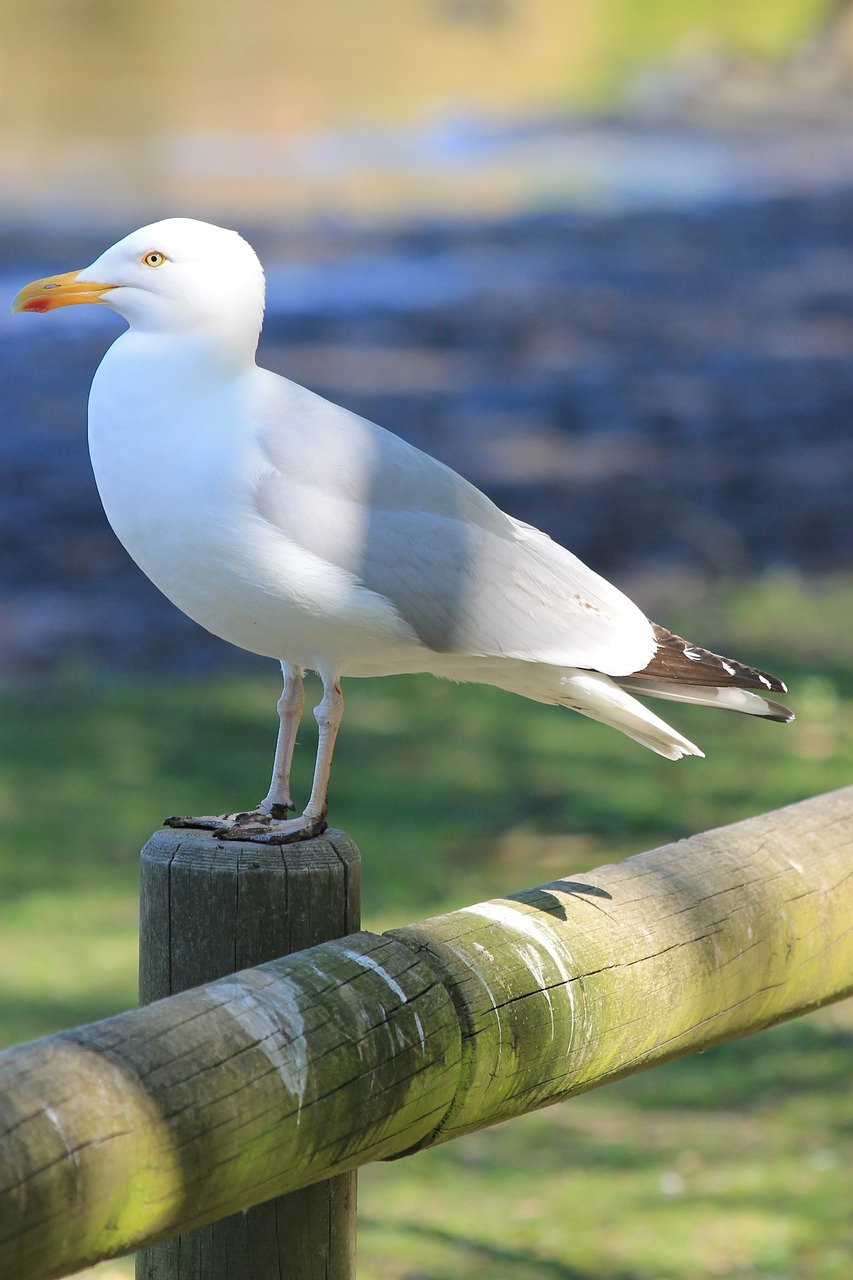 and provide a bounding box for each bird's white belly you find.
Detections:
[87,372,426,674]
